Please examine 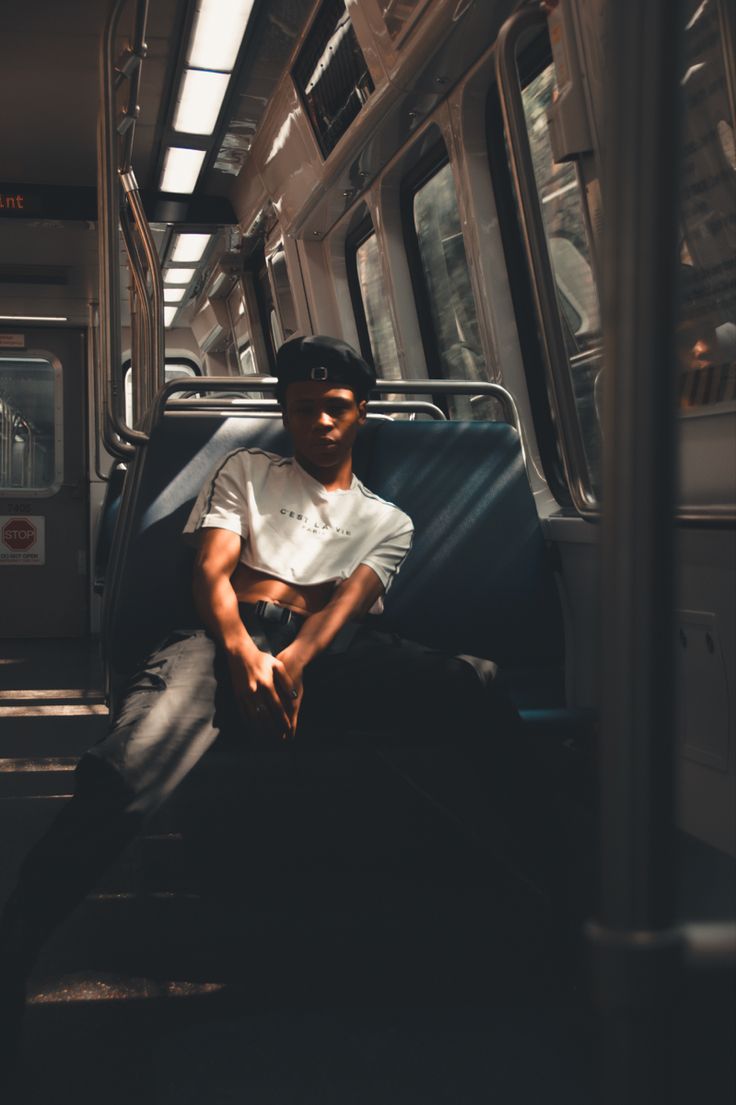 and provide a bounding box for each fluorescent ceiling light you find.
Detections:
[187,0,256,72]
[160,147,206,194]
[171,233,211,263]
[165,267,196,284]
[165,288,186,304]
[164,306,178,327]
[0,314,68,321]
[173,69,230,135]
